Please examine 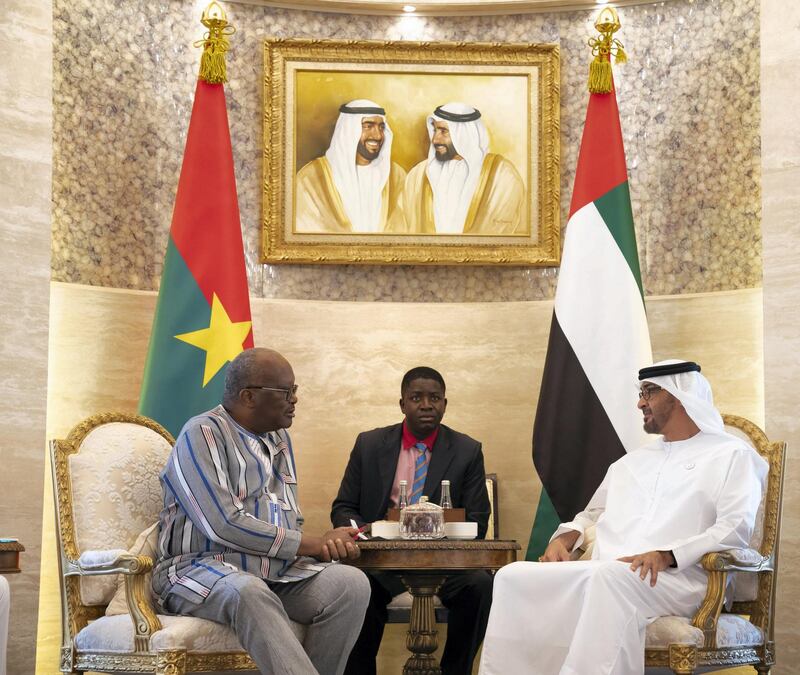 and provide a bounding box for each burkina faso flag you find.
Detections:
[526,79,652,560]
[139,79,253,438]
